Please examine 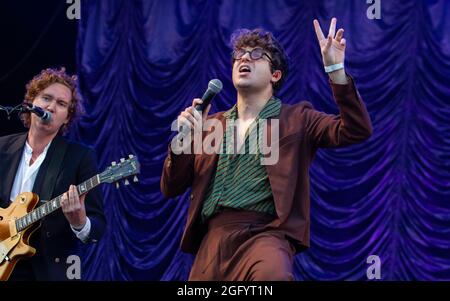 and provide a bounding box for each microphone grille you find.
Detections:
[208,79,223,93]
[43,111,52,123]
